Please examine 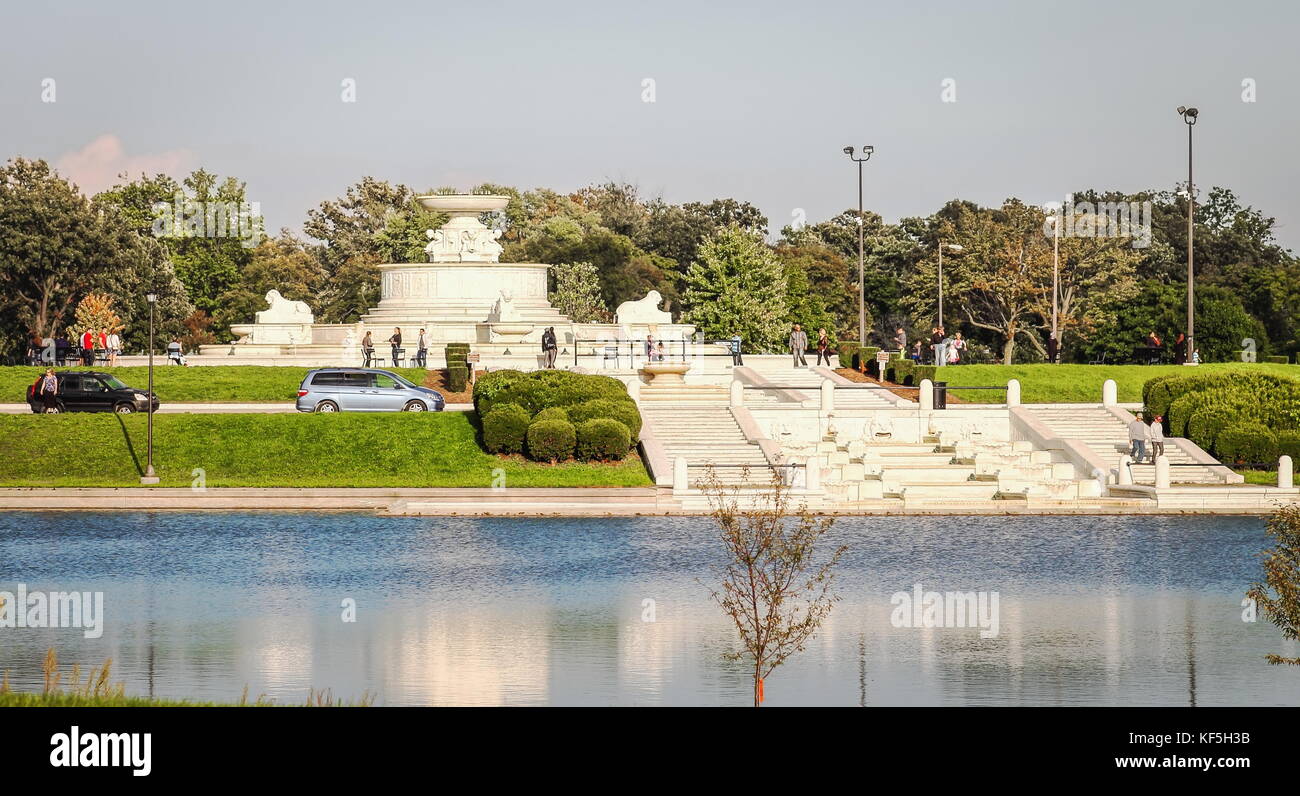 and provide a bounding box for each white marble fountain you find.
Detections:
[197,193,696,369]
